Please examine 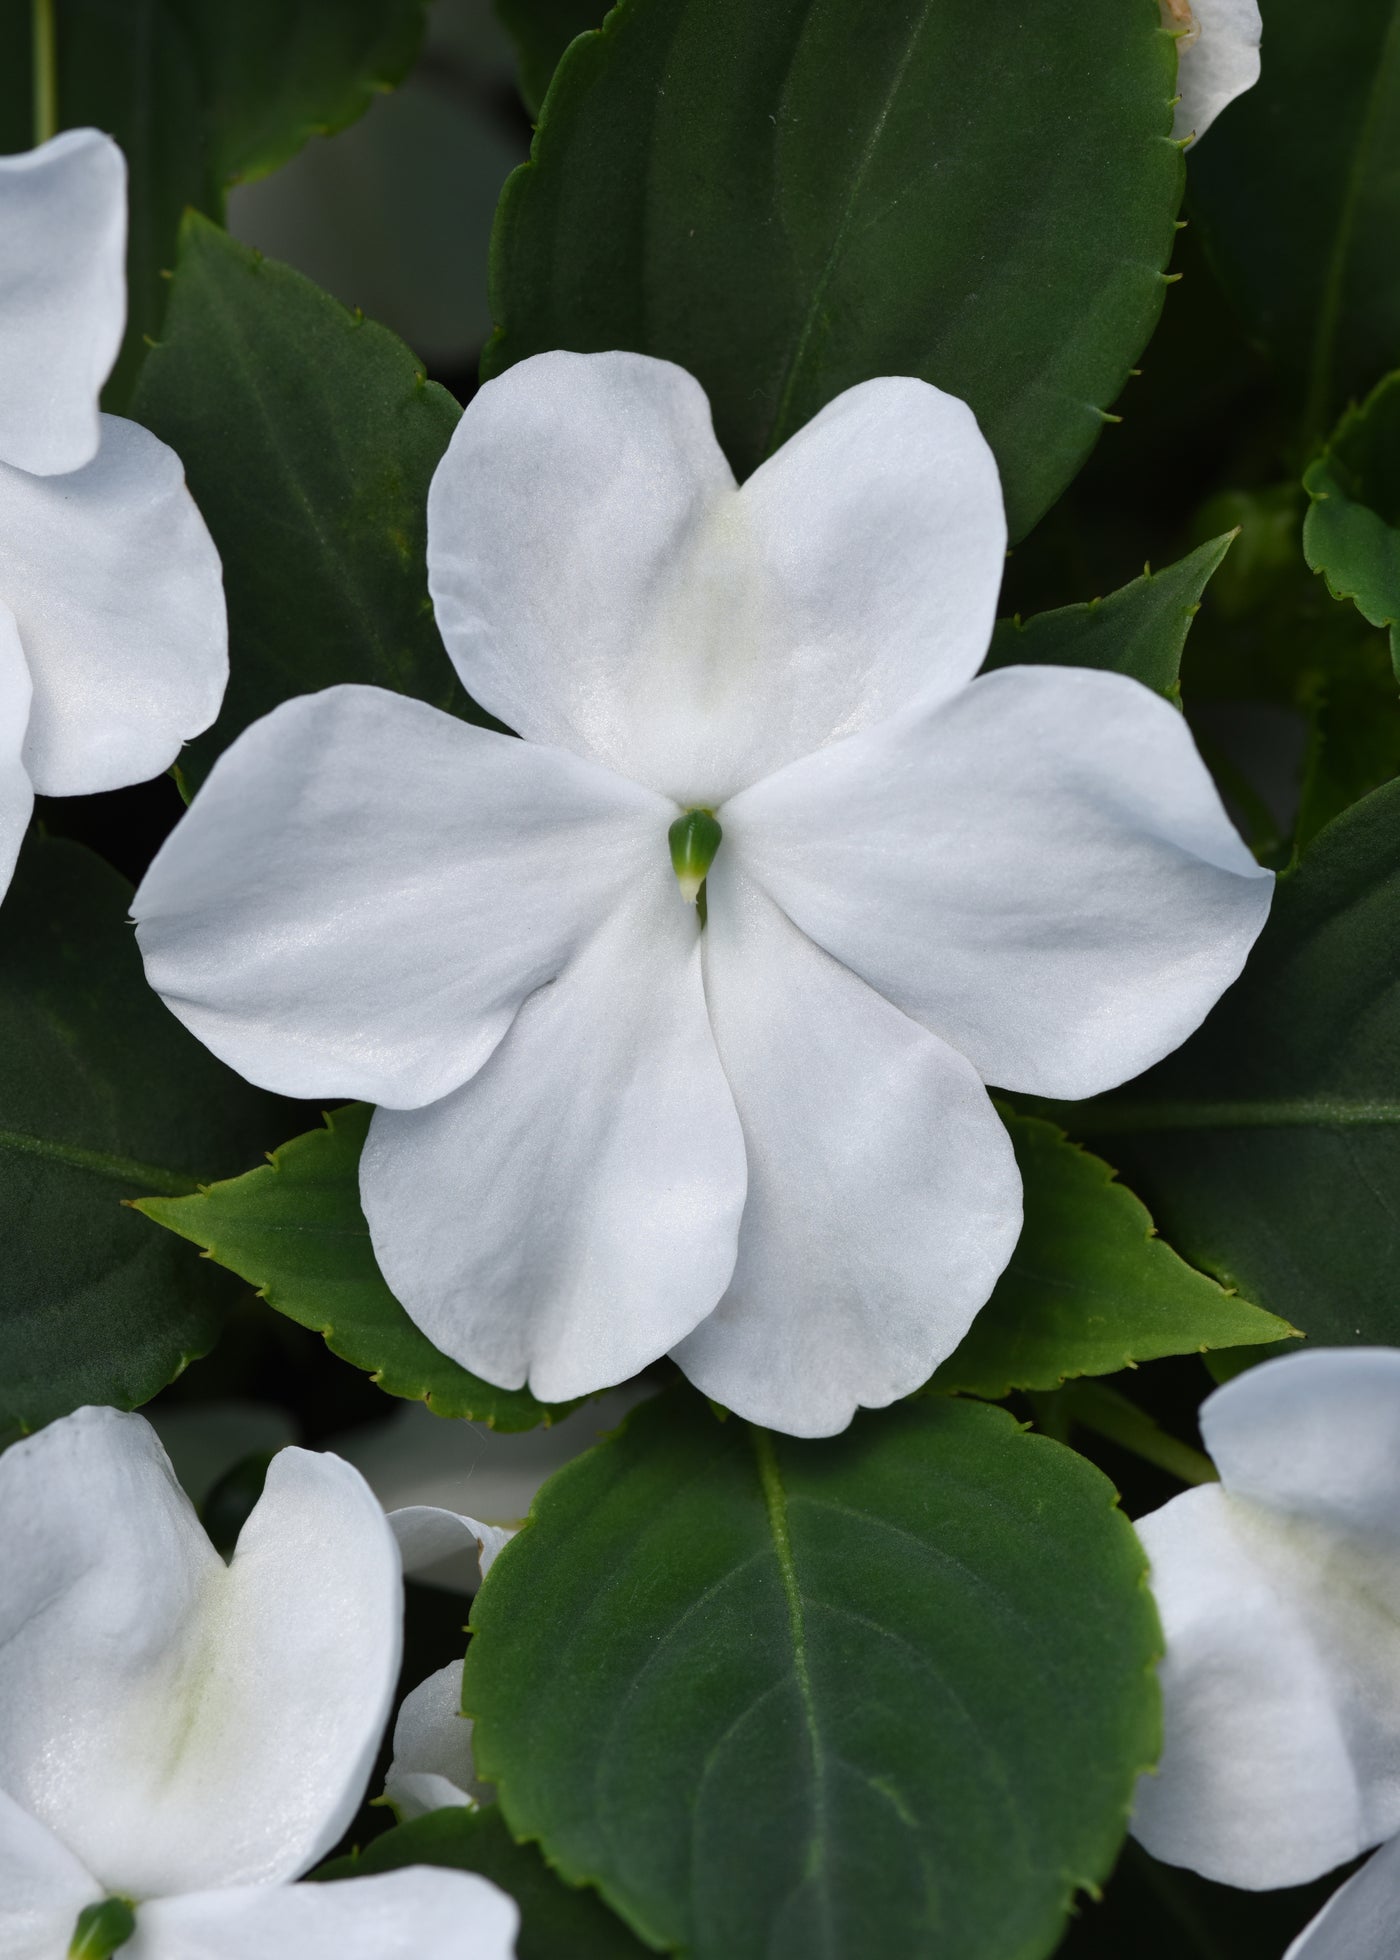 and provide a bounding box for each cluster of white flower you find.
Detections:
[17,7,1395,1956]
